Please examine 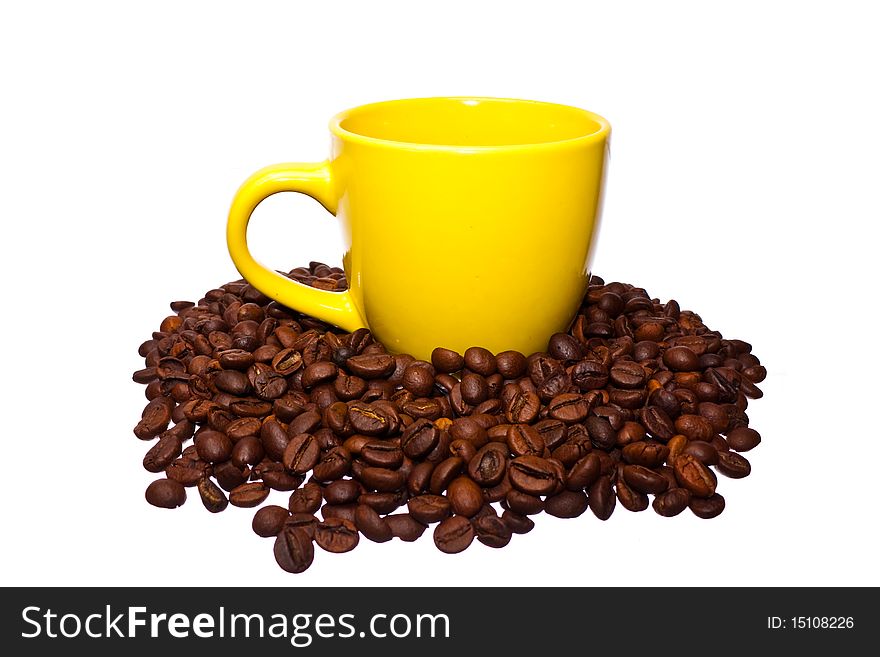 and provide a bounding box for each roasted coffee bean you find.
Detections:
[358,491,404,514]
[682,440,719,466]
[663,346,700,372]
[473,513,513,548]
[460,373,489,405]
[135,396,173,439]
[429,457,464,494]
[449,439,478,463]
[433,515,474,554]
[586,416,616,451]
[143,434,182,473]
[588,475,616,520]
[197,478,229,513]
[726,427,761,452]
[506,423,545,457]
[357,466,405,492]
[407,461,435,496]
[509,455,557,495]
[408,494,452,524]
[544,490,589,518]
[289,482,323,514]
[464,347,496,376]
[282,433,320,474]
[315,518,359,553]
[674,414,714,441]
[214,460,250,491]
[354,504,393,543]
[447,476,483,517]
[504,490,544,515]
[547,393,590,423]
[449,417,488,446]
[274,528,314,574]
[567,453,600,490]
[716,450,752,478]
[639,406,675,441]
[467,443,507,487]
[320,503,358,524]
[495,350,527,378]
[323,479,361,505]
[385,514,427,541]
[609,360,646,388]
[312,446,352,482]
[673,454,716,498]
[533,419,567,450]
[360,441,404,469]
[253,505,290,537]
[301,361,338,389]
[145,479,186,508]
[229,482,270,507]
[615,469,649,512]
[194,430,233,464]
[689,493,726,519]
[501,510,534,534]
[652,488,691,517]
[621,441,669,468]
[548,333,583,362]
[343,354,394,379]
[400,418,440,459]
[505,390,541,424]
[622,464,669,494]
